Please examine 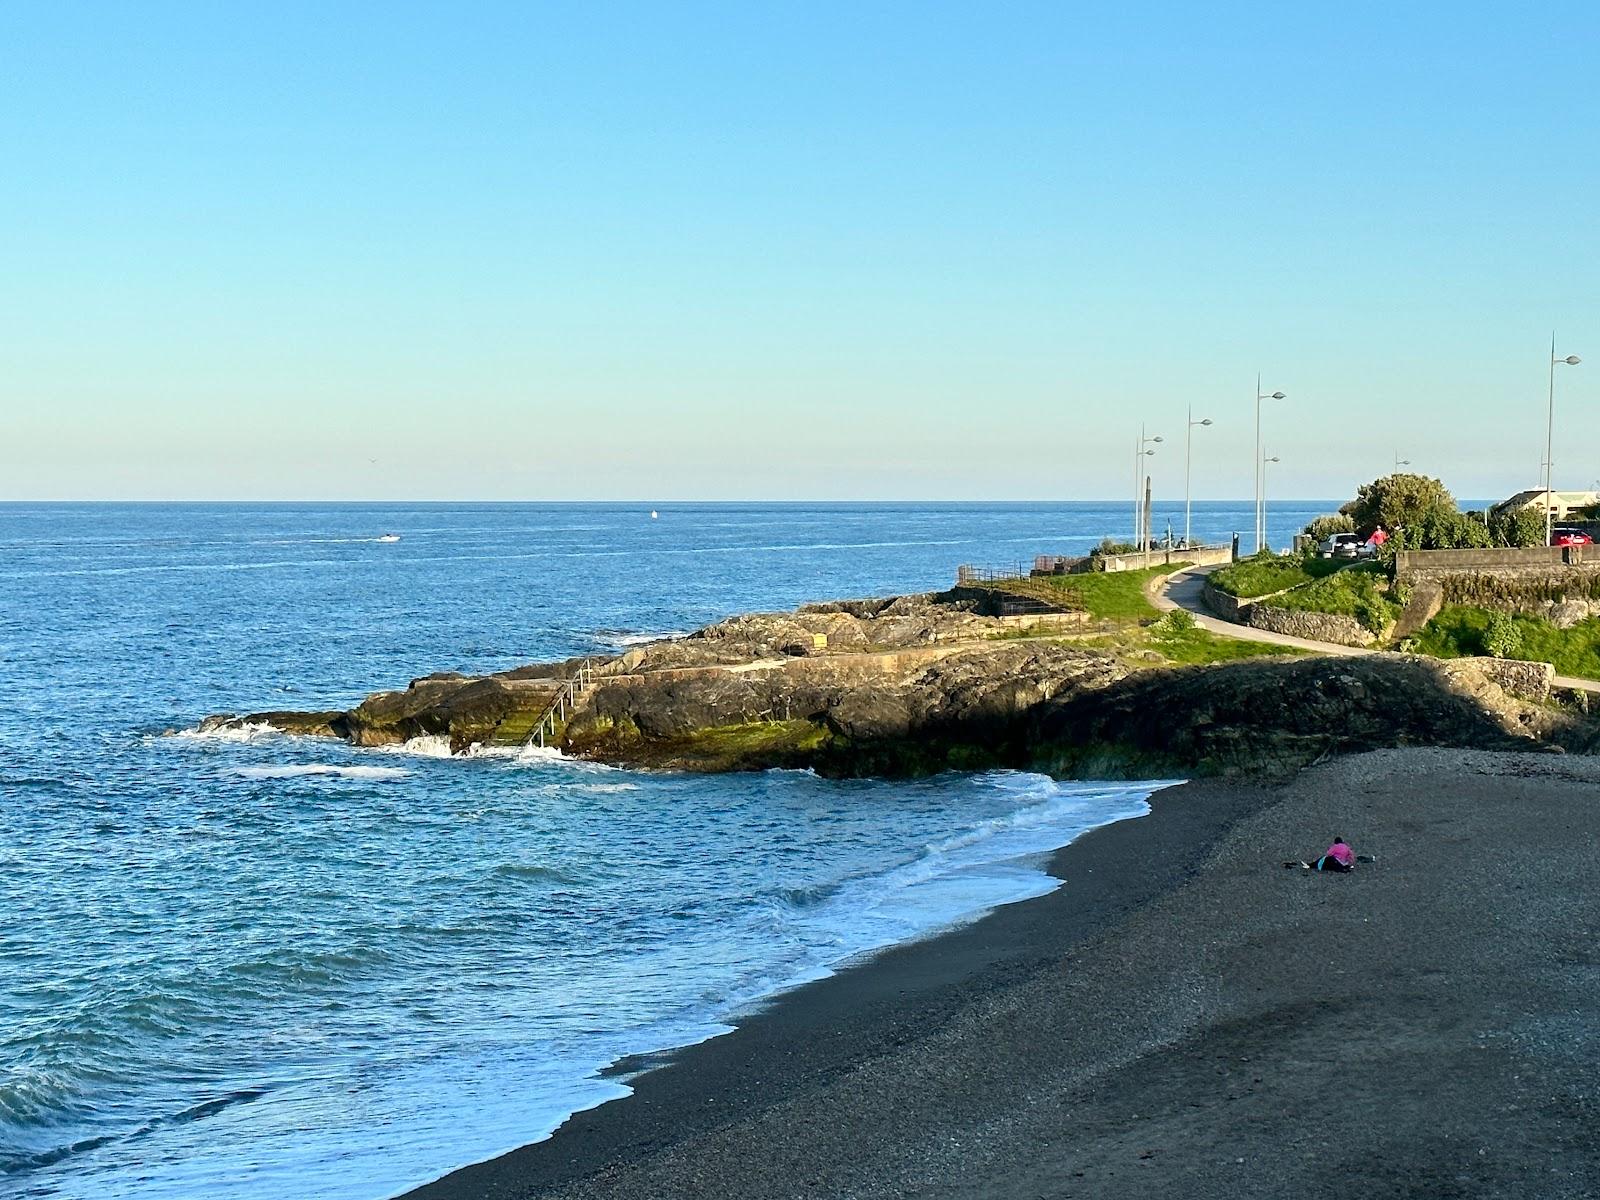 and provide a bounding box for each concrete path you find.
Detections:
[1151,565,1600,694]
